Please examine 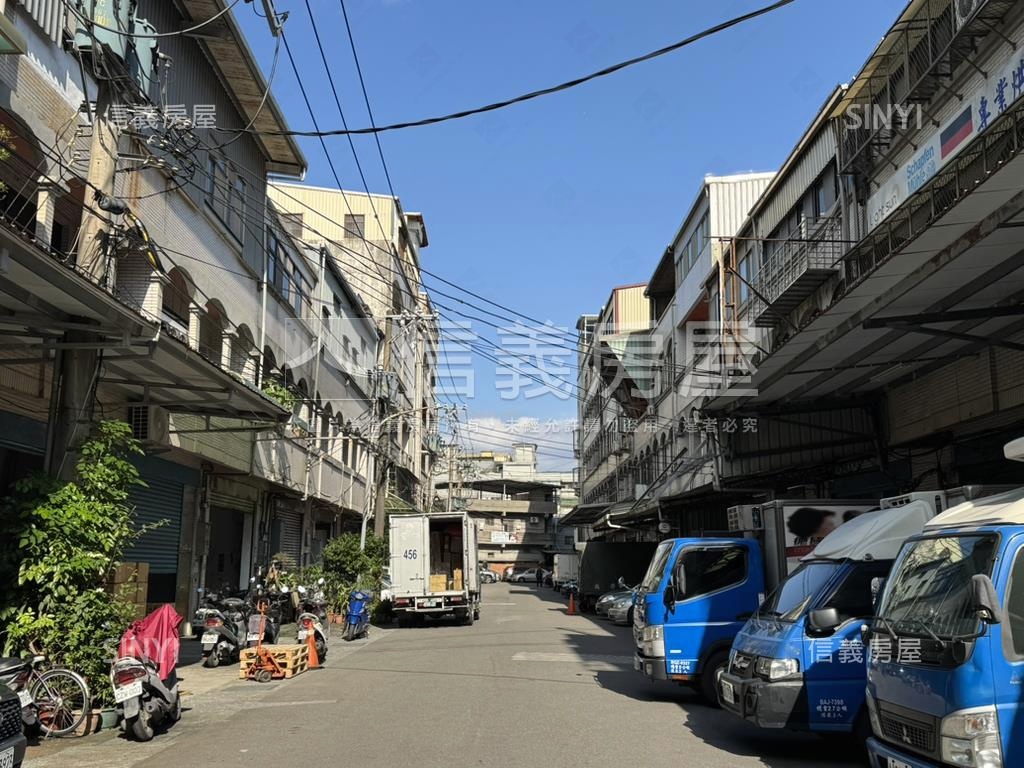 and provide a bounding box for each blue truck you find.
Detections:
[719,487,1000,739]
[865,455,1024,768]
[634,498,877,703]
